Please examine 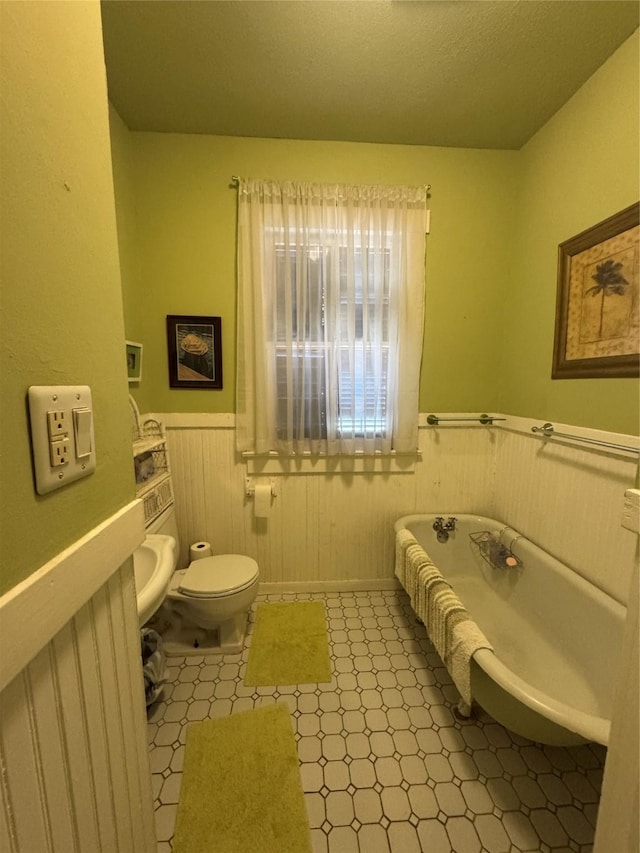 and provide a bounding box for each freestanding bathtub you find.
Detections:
[394,513,626,746]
